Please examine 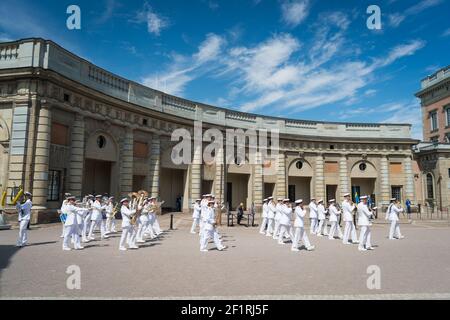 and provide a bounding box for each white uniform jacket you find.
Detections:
[120,205,136,227]
[317,203,326,220]
[279,204,292,226]
[64,205,88,226]
[268,202,276,219]
[262,203,268,218]
[274,203,282,221]
[203,207,216,231]
[17,199,32,222]
[388,204,403,221]
[91,200,105,221]
[328,204,341,222]
[105,203,114,218]
[342,200,355,222]
[193,203,201,219]
[309,202,318,219]
[293,206,306,228]
[357,202,373,226]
